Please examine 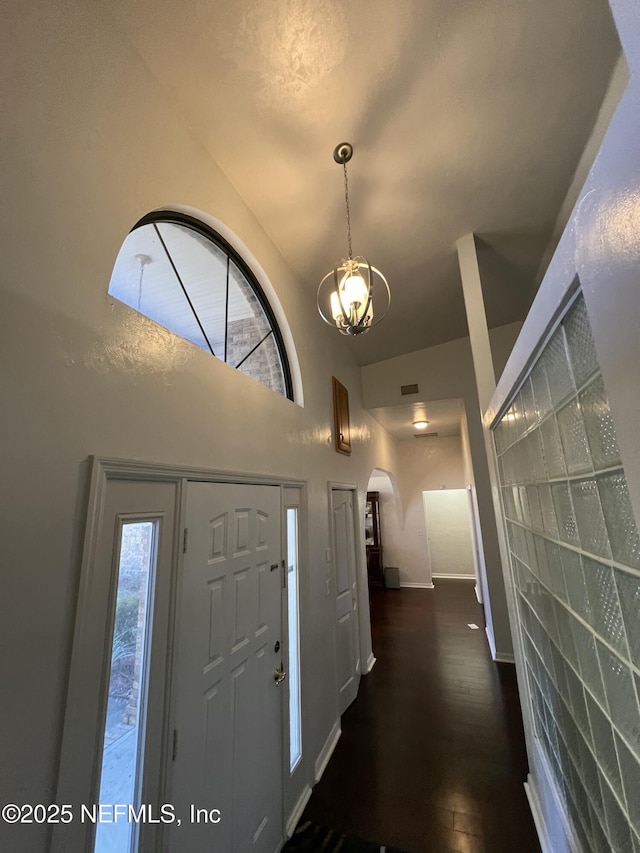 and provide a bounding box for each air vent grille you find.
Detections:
[400,383,419,395]
[414,432,439,439]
